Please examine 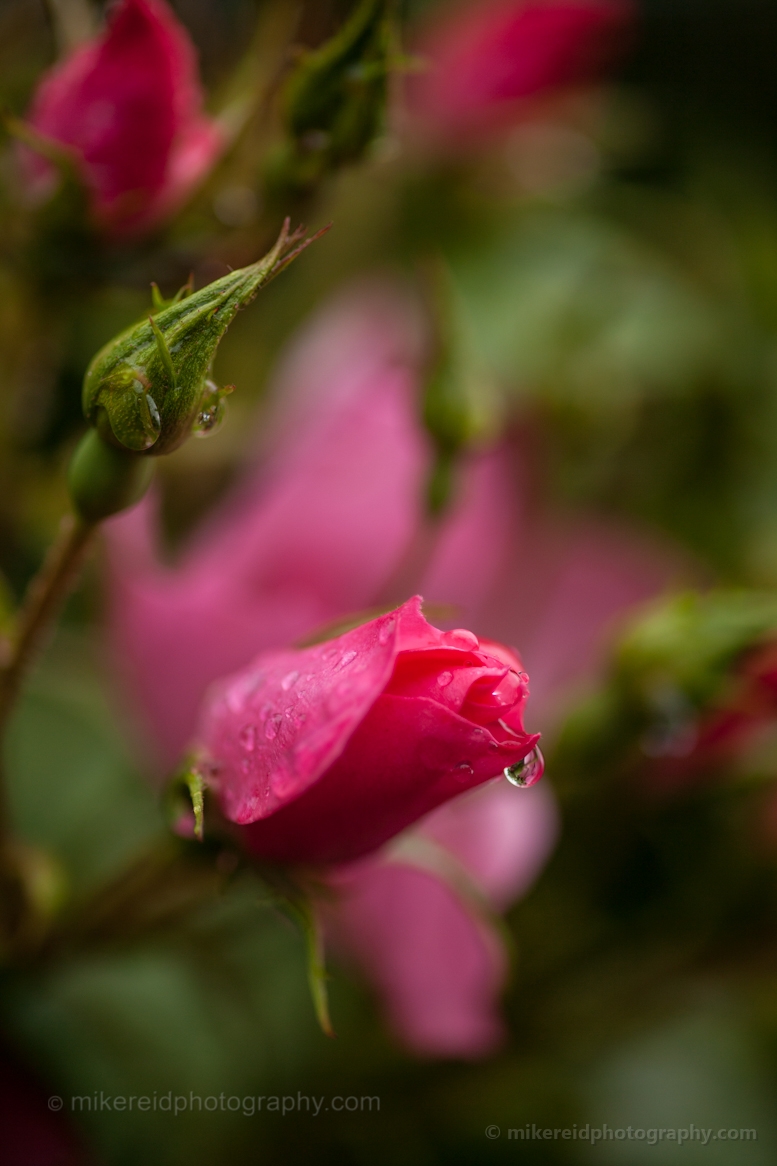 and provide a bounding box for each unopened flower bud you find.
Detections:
[266,0,396,198]
[420,260,499,514]
[82,220,324,456]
